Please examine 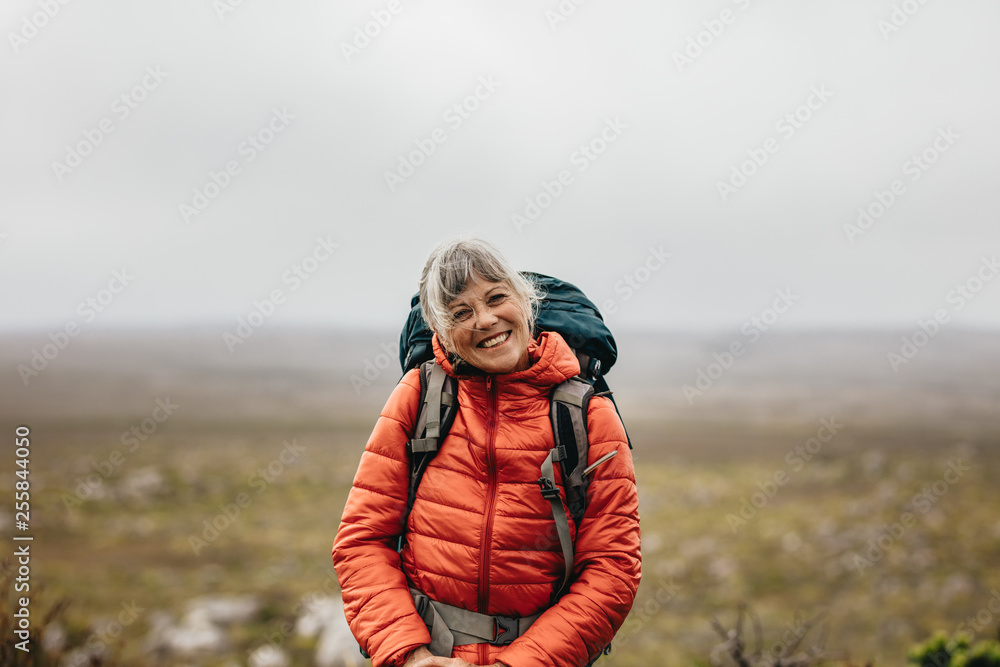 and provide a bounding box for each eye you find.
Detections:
[489,293,507,304]
[452,309,471,321]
